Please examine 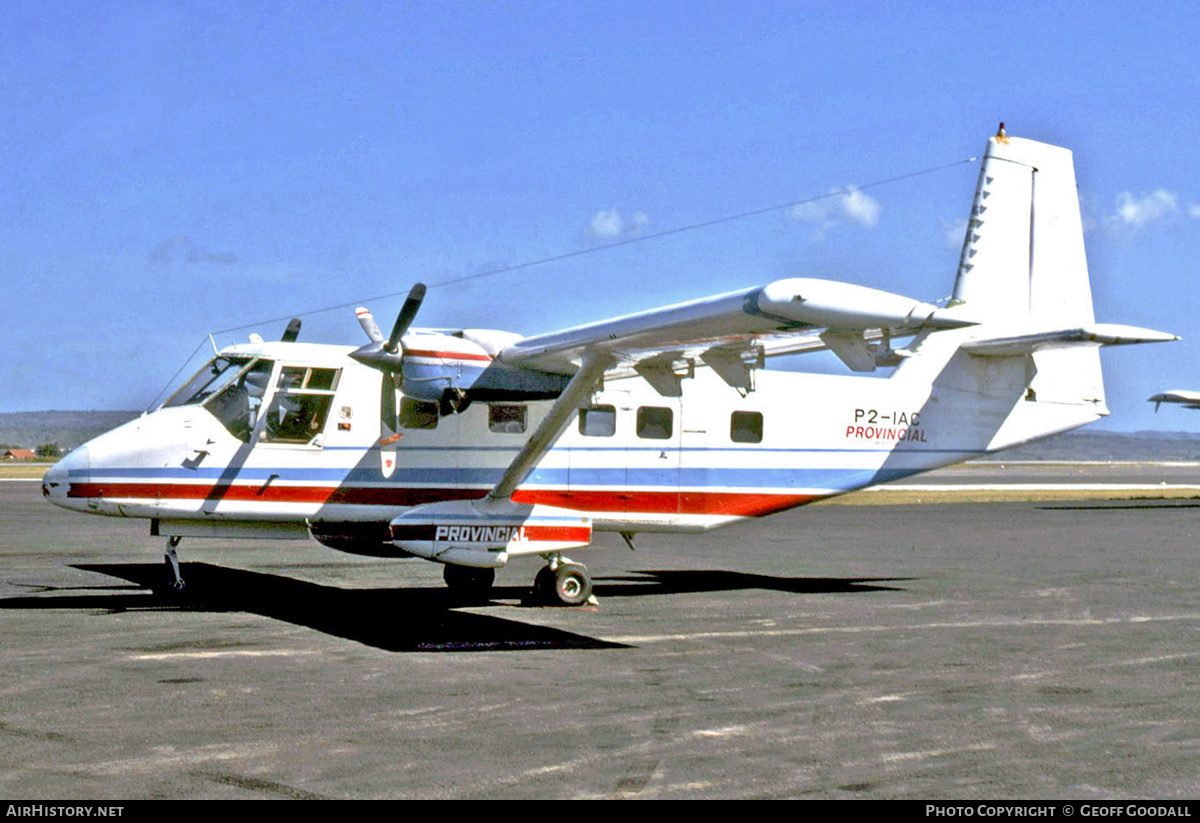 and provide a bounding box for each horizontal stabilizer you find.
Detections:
[962,324,1178,357]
